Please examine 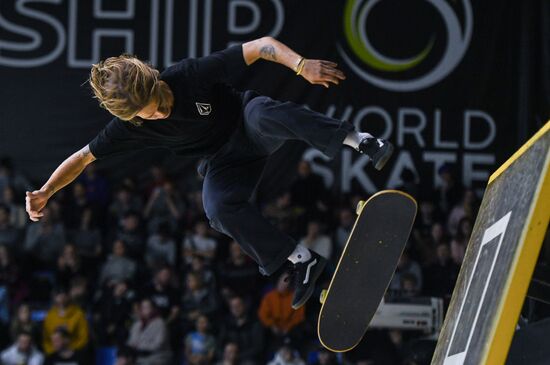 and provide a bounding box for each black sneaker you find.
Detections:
[288,250,327,309]
[357,137,394,170]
